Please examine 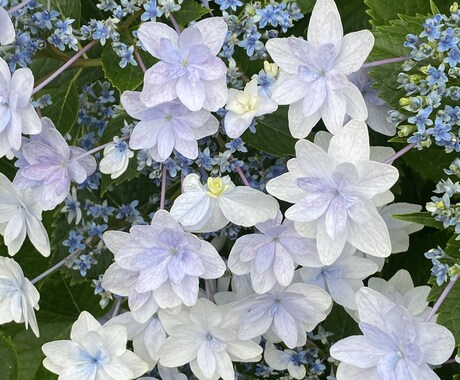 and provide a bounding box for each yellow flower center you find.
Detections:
[207,177,228,197]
